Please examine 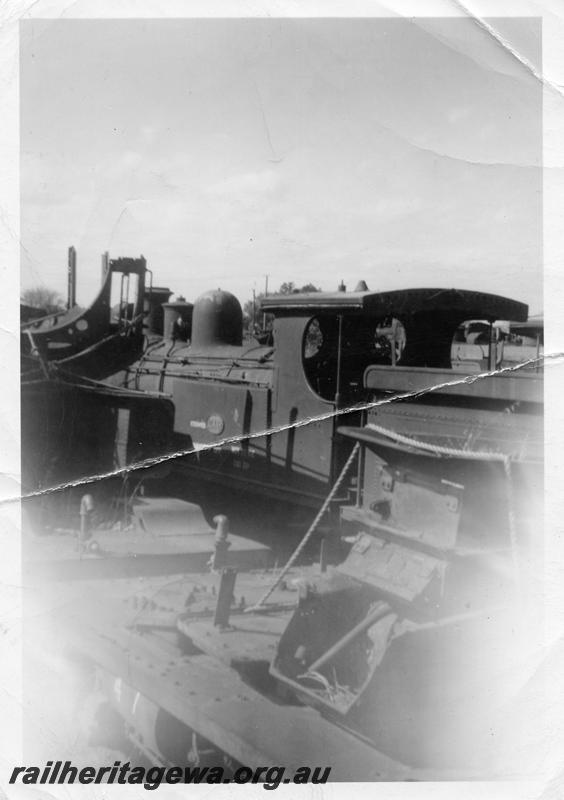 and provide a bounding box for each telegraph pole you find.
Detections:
[67,246,76,309]
[263,274,269,329]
